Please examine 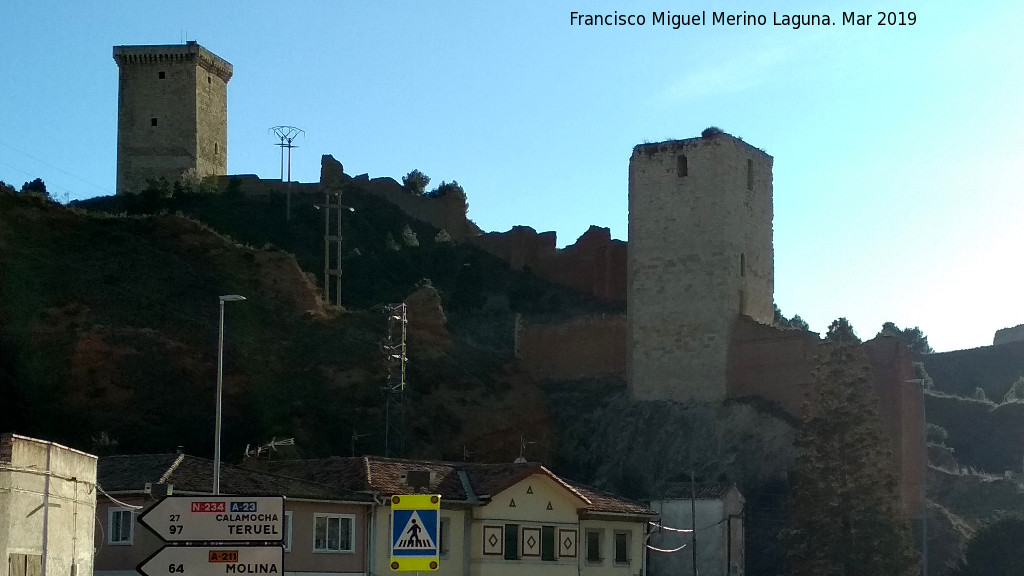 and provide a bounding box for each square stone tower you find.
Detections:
[113,41,232,194]
[627,131,774,402]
